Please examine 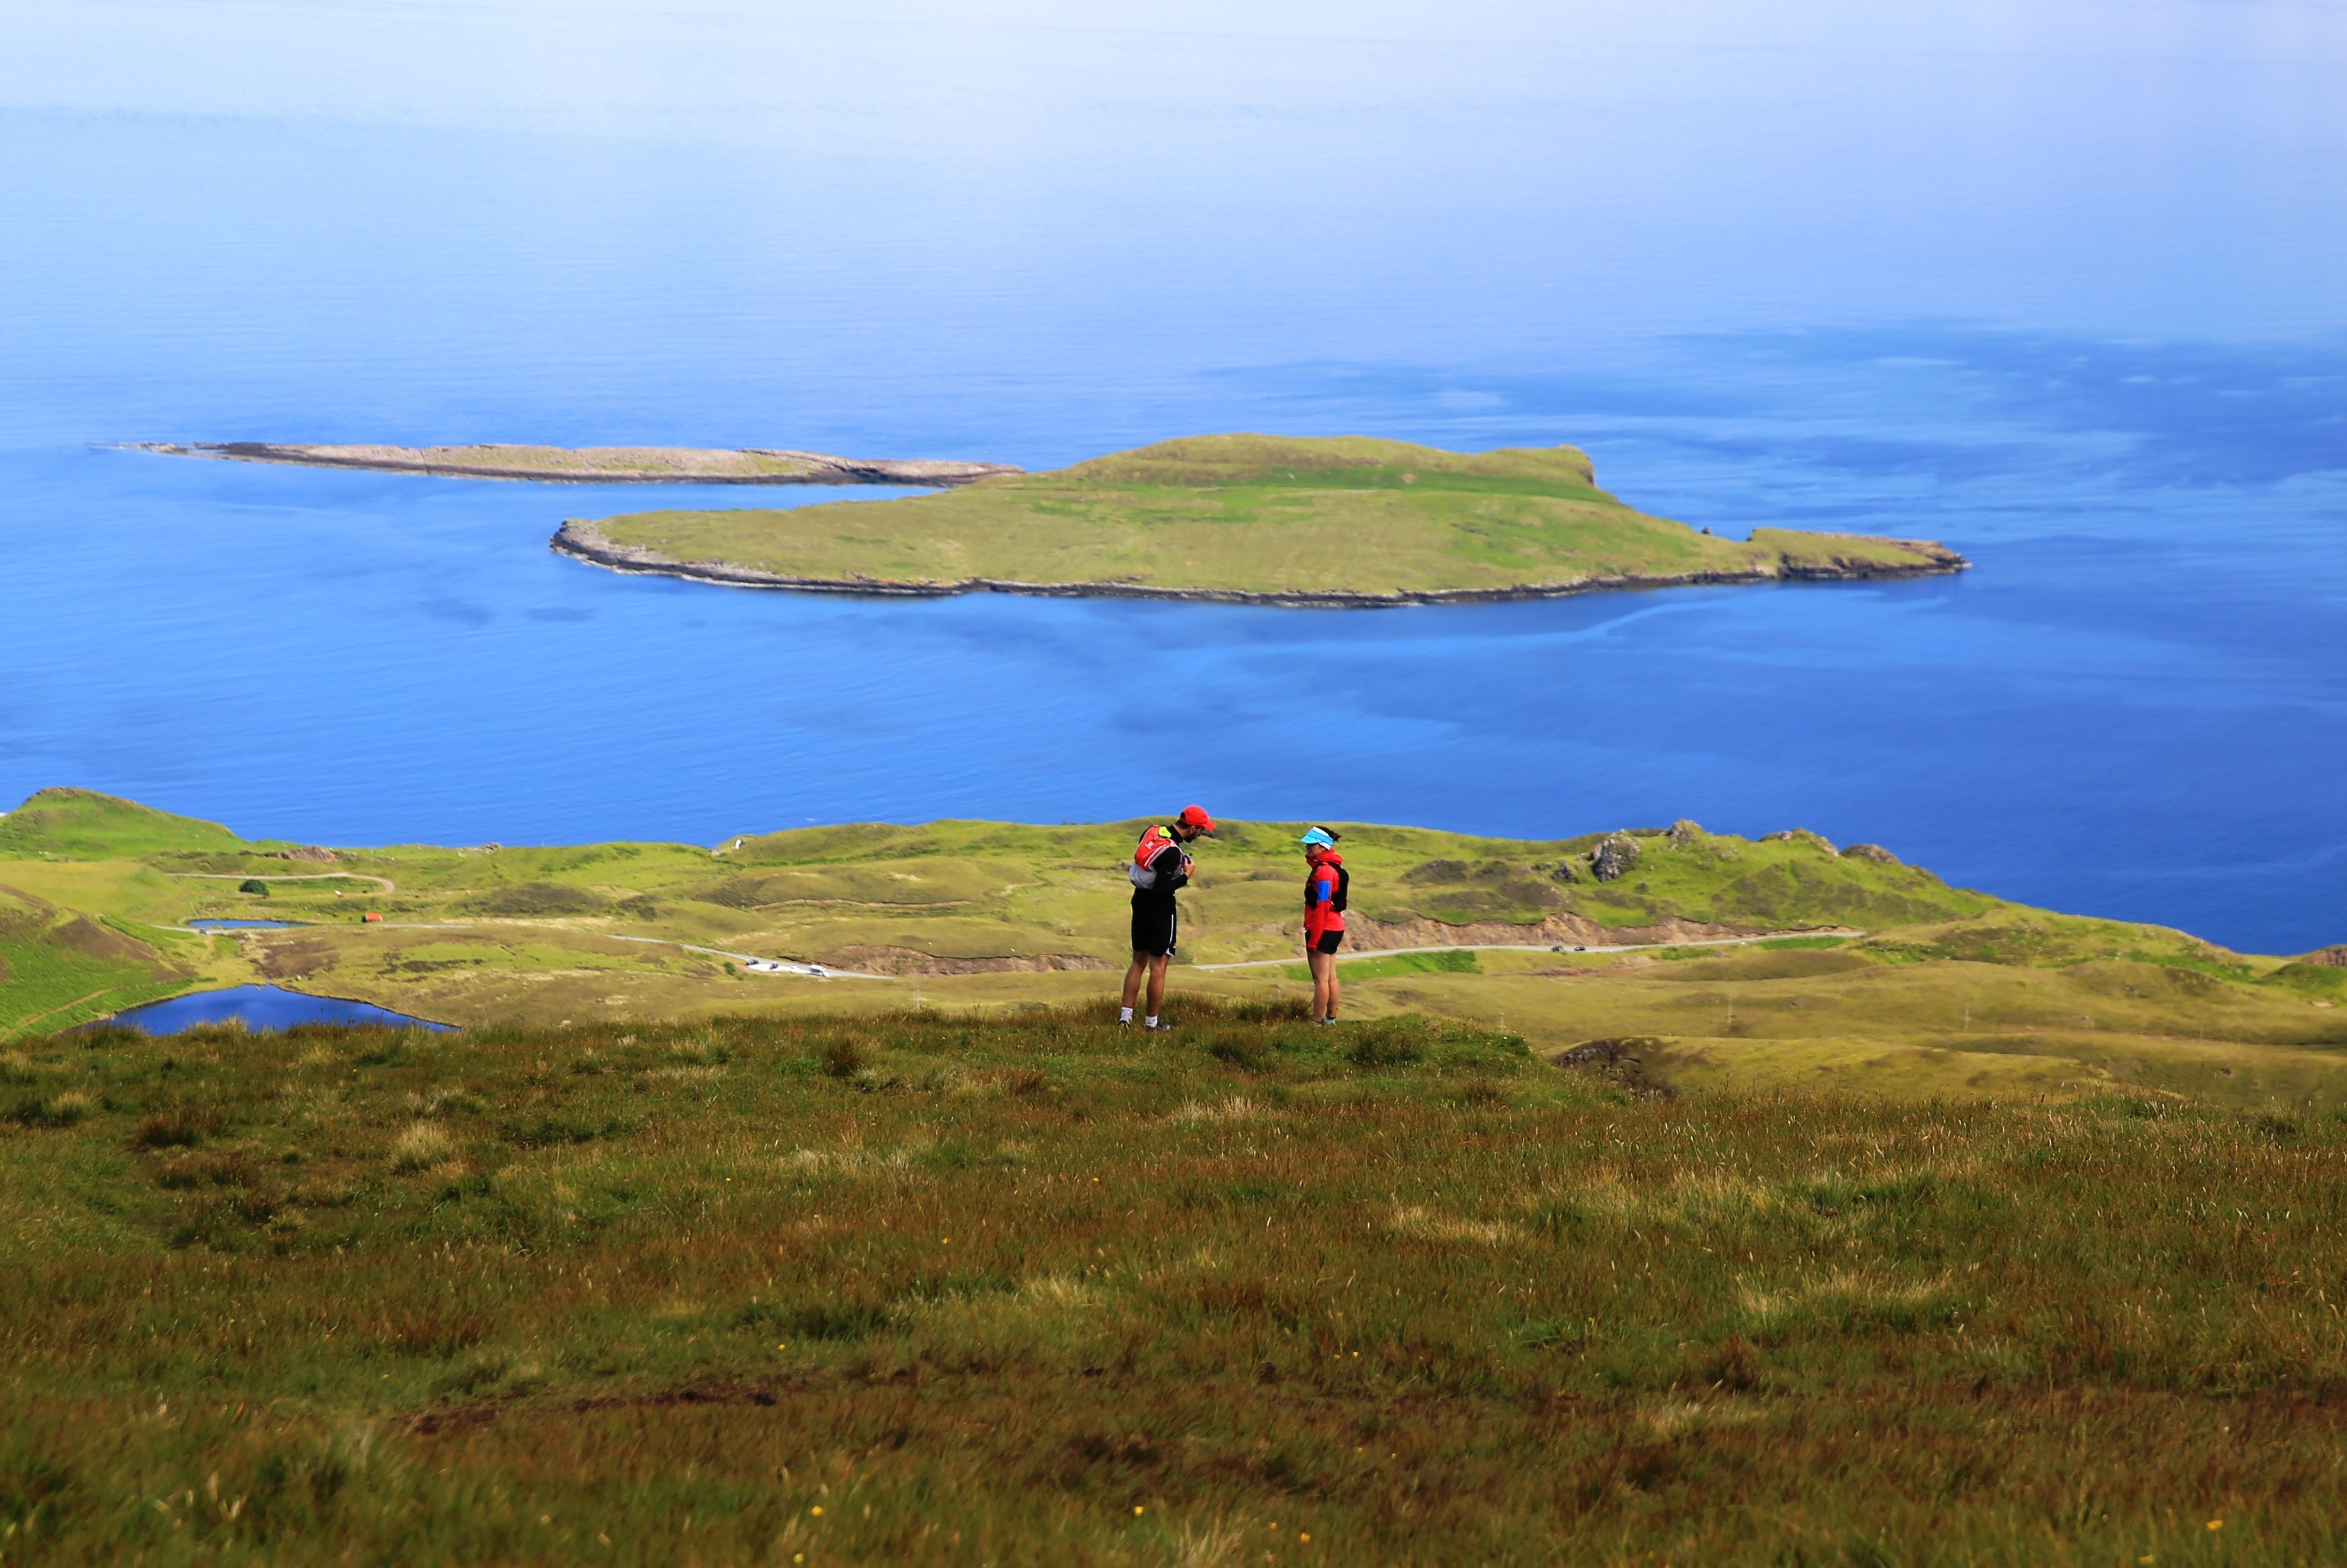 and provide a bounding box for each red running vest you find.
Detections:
[1305,849,1346,934]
